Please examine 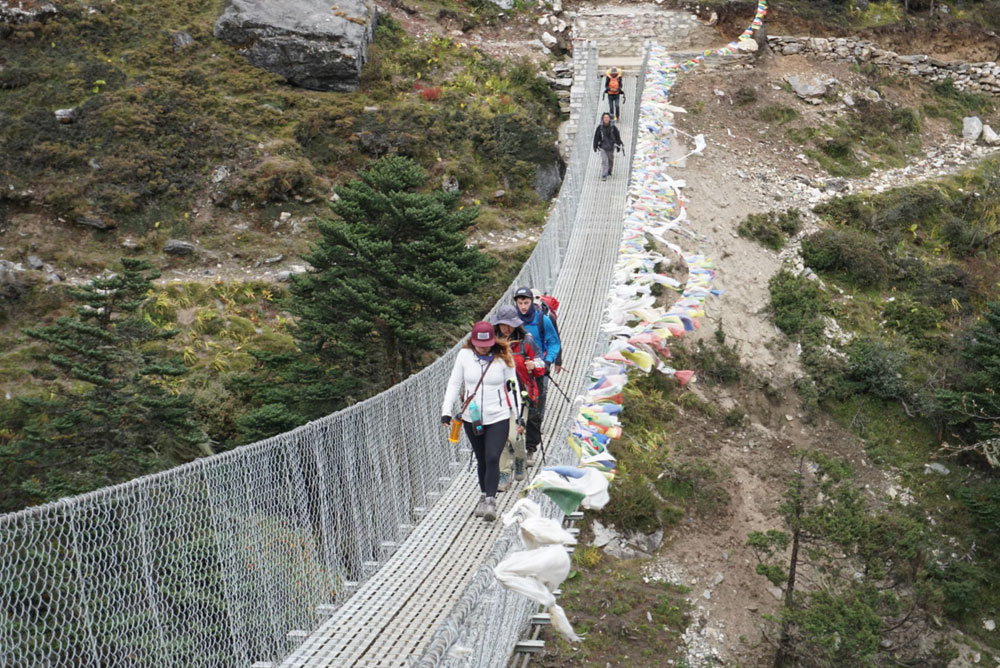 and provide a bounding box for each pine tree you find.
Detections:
[938,301,1000,465]
[289,155,494,384]
[6,258,205,508]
